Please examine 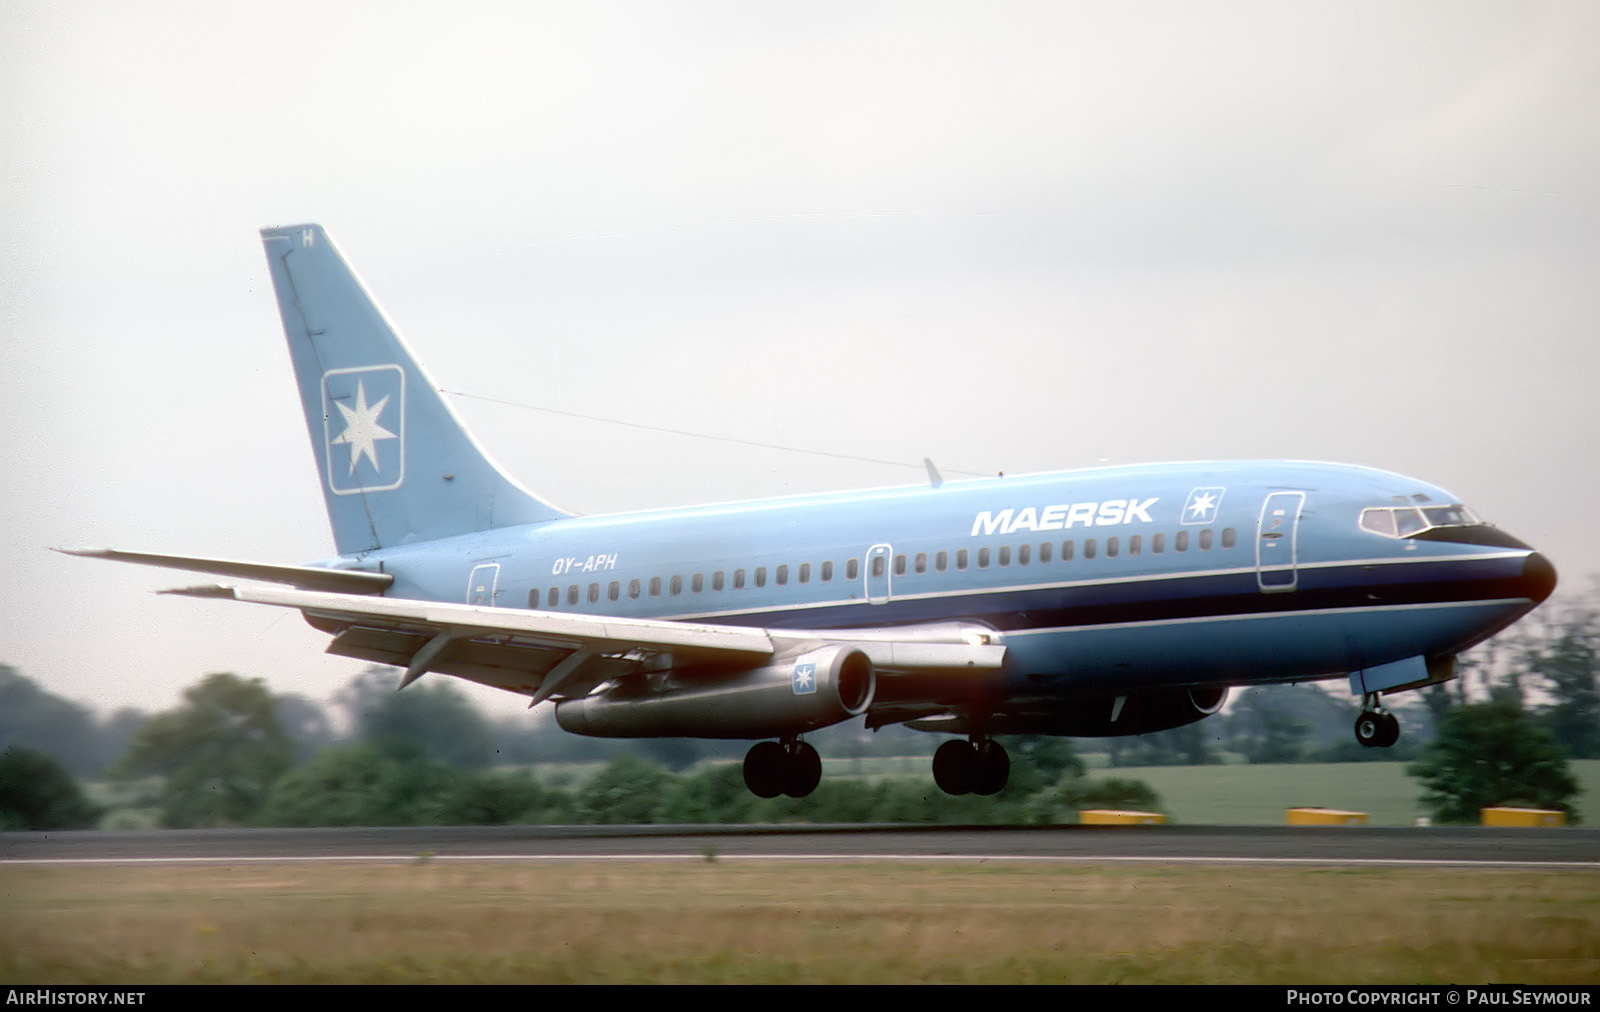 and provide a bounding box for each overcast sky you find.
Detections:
[3,2,1596,720]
